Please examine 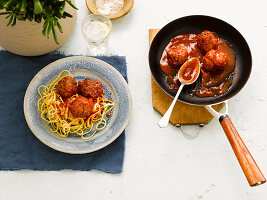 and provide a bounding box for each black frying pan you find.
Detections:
[149,15,265,186]
[149,15,251,105]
